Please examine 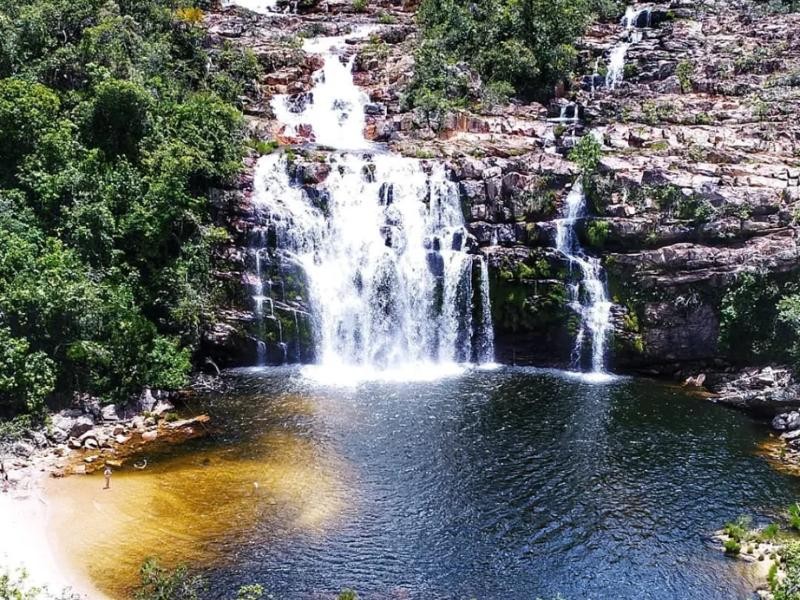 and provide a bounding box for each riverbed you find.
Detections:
[46,366,800,598]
